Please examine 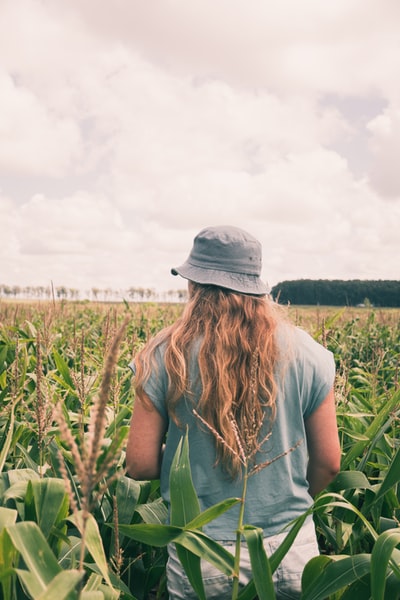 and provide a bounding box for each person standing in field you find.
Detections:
[126,225,341,600]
